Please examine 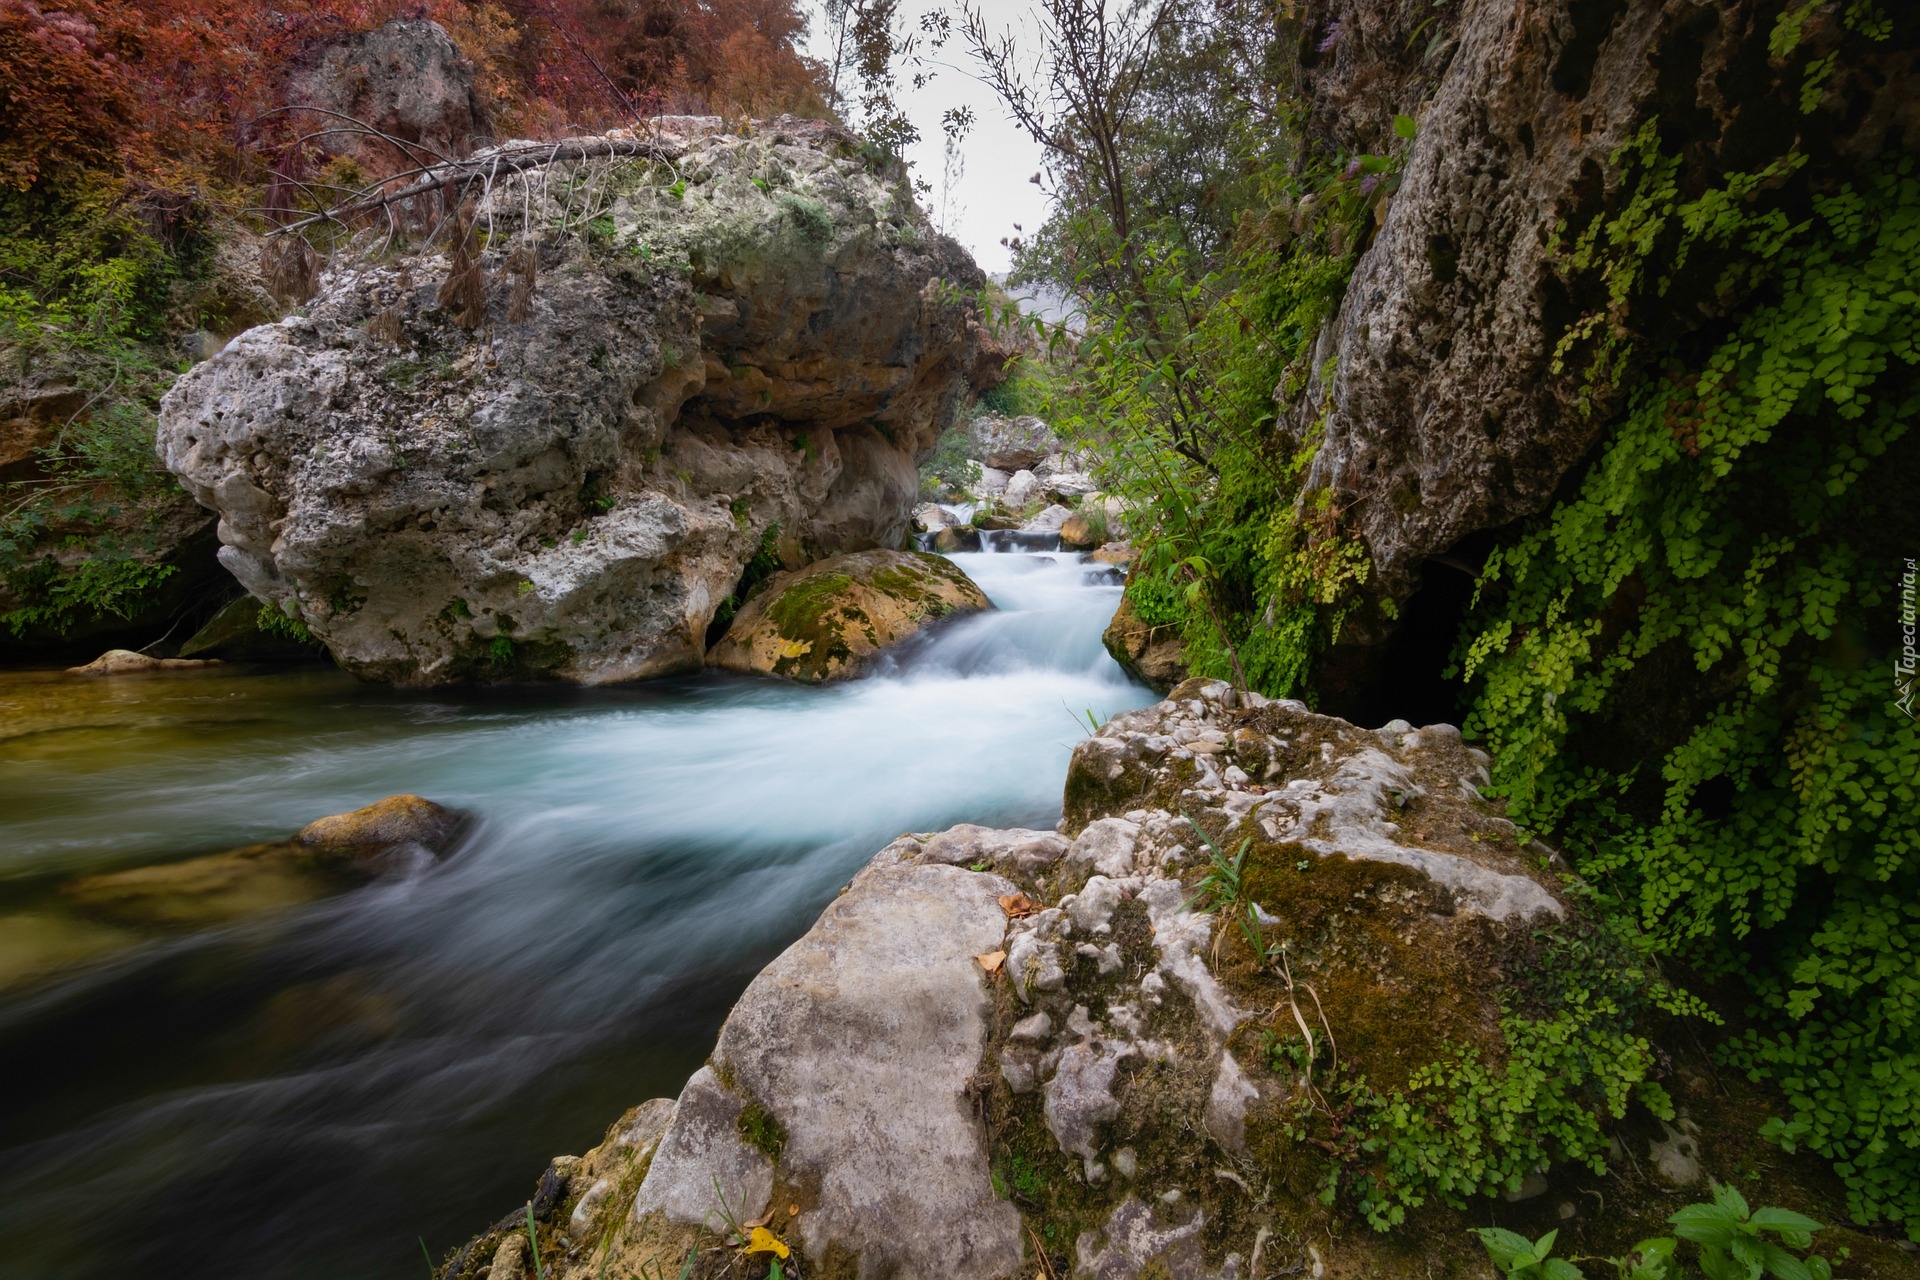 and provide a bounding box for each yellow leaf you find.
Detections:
[975,950,1006,975]
[743,1226,790,1259]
